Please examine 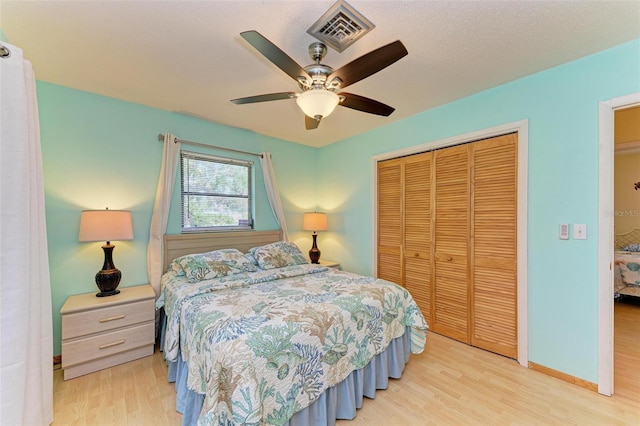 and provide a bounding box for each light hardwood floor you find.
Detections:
[615,299,640,403]
[53,304,640,425]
